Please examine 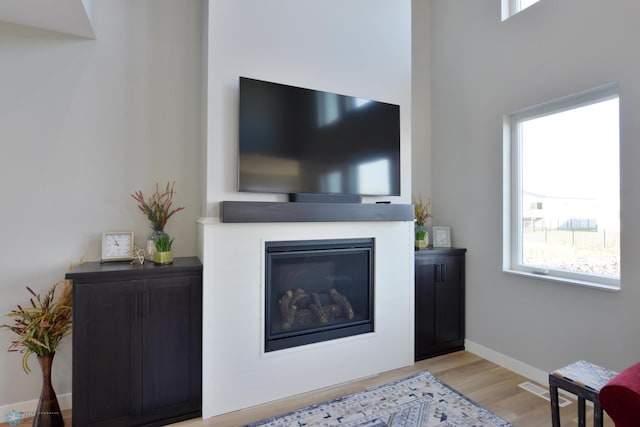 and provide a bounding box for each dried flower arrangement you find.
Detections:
[131,181,185,232]
[2,272,76,373]
[413,195,432,226]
